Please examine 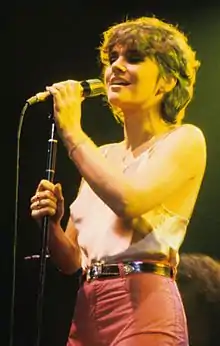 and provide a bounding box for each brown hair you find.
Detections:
[99,16,200,124]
